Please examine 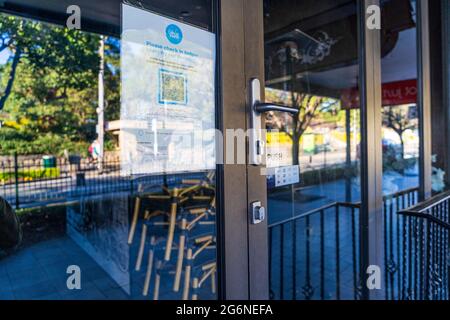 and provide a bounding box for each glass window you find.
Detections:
[381,0,420,196]
[264,0,362,300]
[0,0,218,300]
[381,0,421,301]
